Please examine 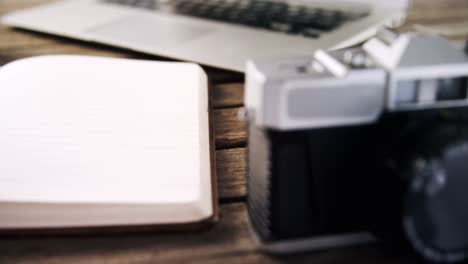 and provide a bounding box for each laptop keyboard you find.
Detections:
[103,0,369,39]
